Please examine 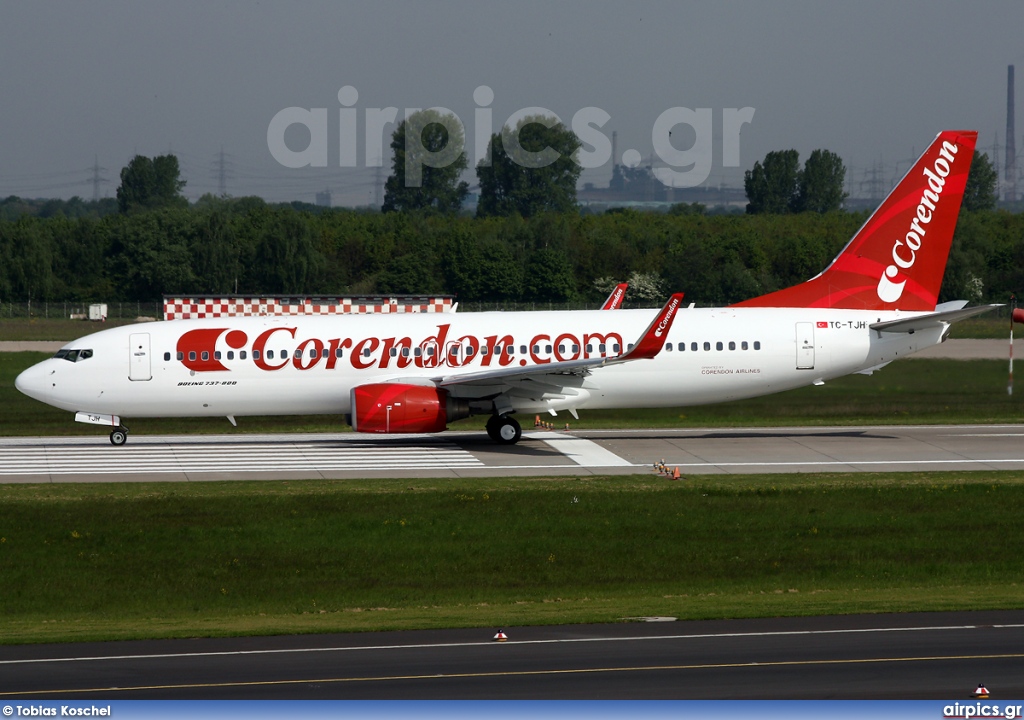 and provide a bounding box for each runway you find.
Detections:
[2,611,1023,698]
[3,424,1024,481]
